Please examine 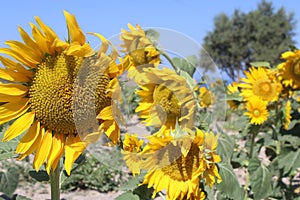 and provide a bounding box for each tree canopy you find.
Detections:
[200,0,296,81]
